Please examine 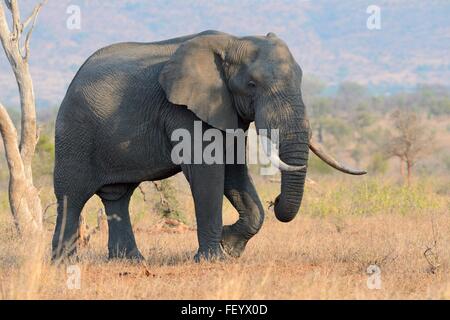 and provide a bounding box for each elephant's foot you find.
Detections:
[220,225,249,258]
[108,246,145,262]
[194,245,225,263]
